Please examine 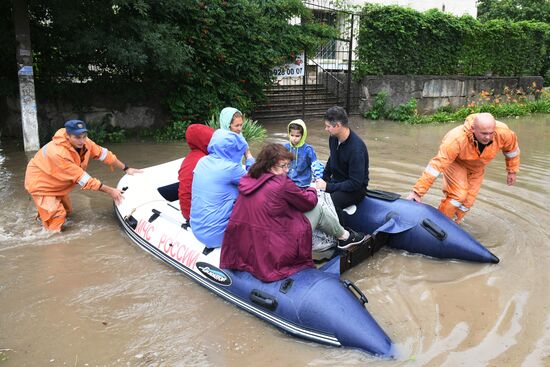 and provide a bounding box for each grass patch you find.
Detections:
[409,99,550,124]
[364,87,550,124]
